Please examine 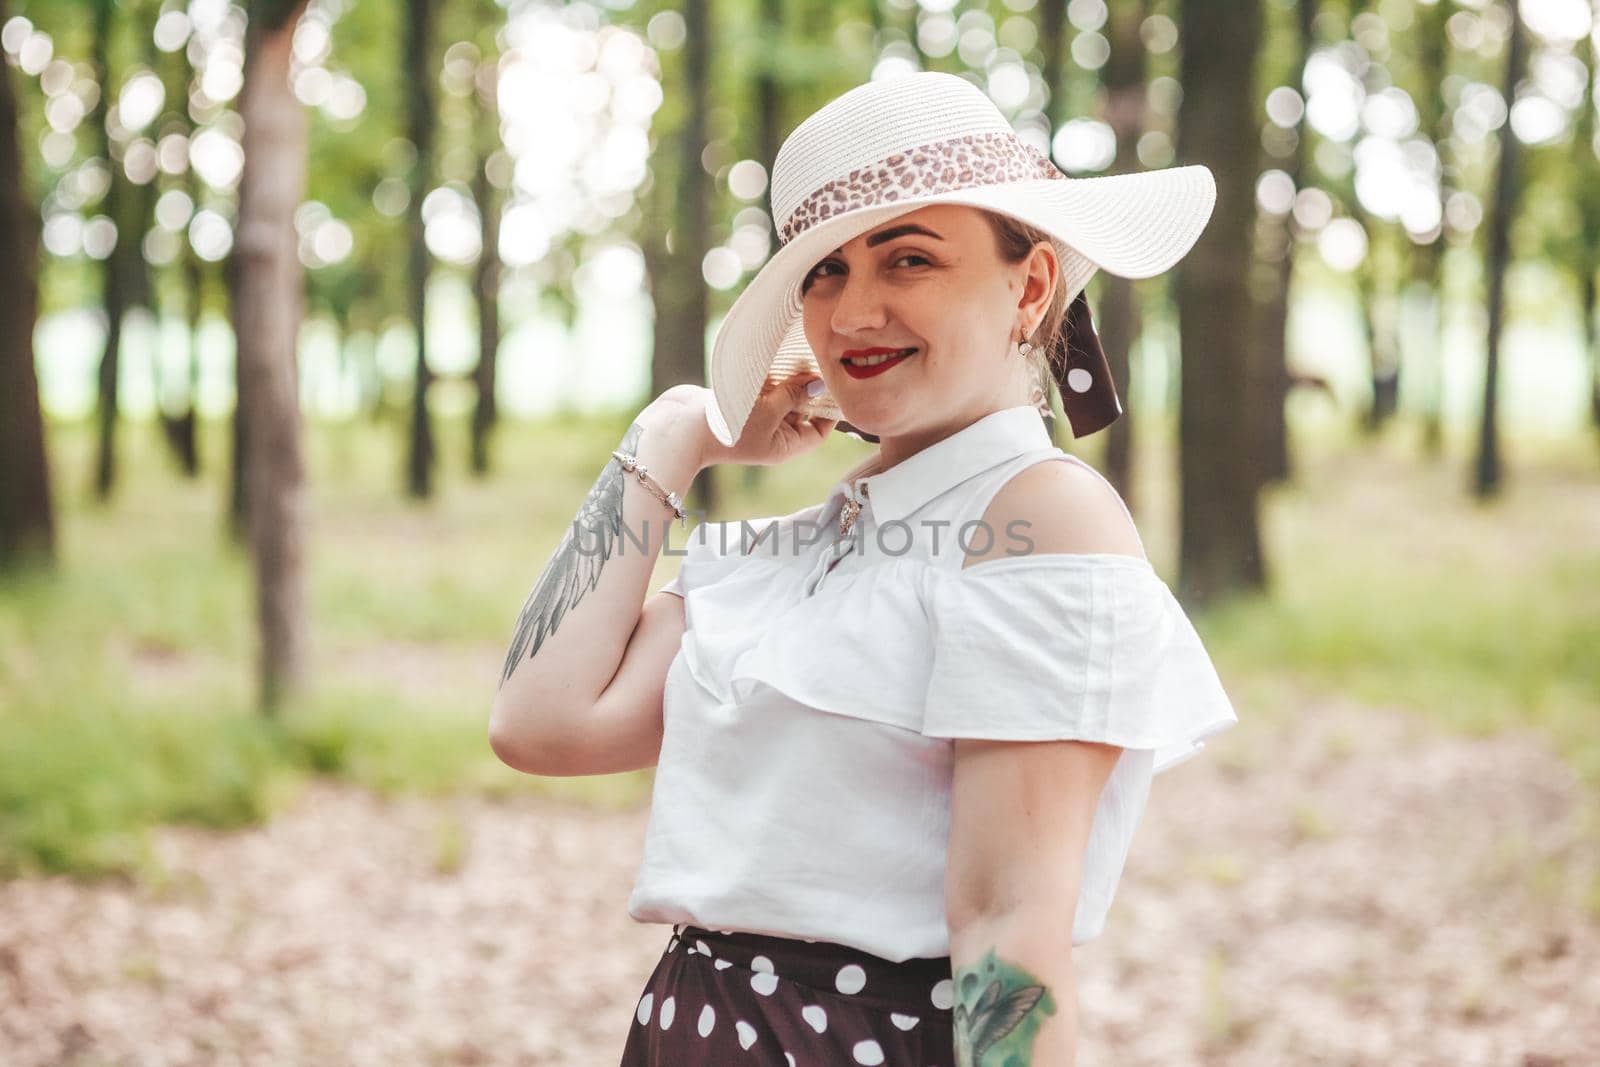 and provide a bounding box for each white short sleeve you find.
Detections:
[923,554,1237,774]
[659,572,686,598]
